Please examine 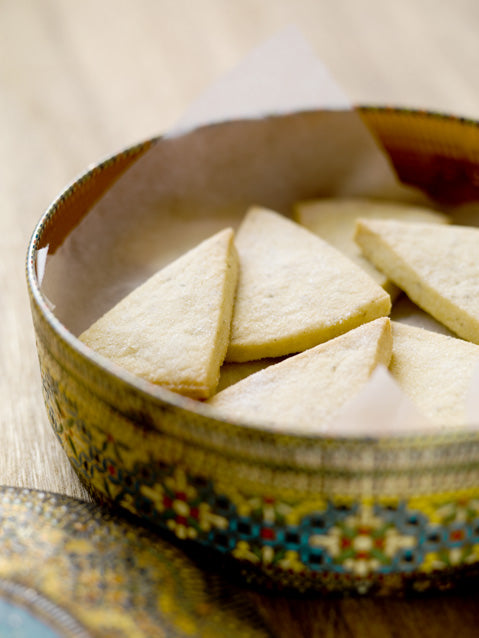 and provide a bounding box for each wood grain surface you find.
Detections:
[2,1,479,635]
